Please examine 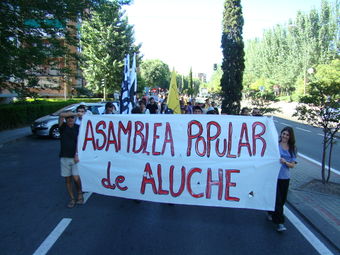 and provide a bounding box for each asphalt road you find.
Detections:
[273,116,340,171]
[0,135,326,255]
